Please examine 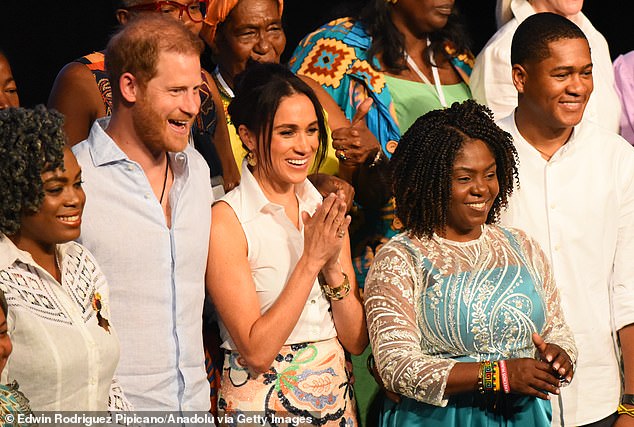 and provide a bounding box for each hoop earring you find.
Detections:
[246,151,257,167]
